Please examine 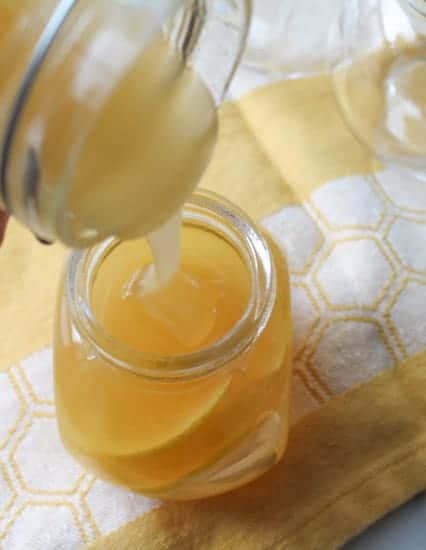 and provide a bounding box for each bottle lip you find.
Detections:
[65,190,276,381]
